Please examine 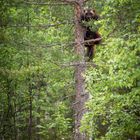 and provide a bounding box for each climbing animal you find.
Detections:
[81,8,101,60]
